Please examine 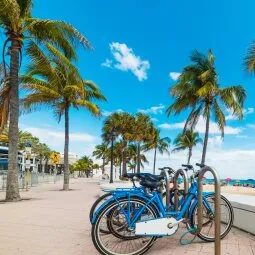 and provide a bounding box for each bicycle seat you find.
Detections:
[182,164,193,170]
[139,178,162,189]
[124,173,164,181]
